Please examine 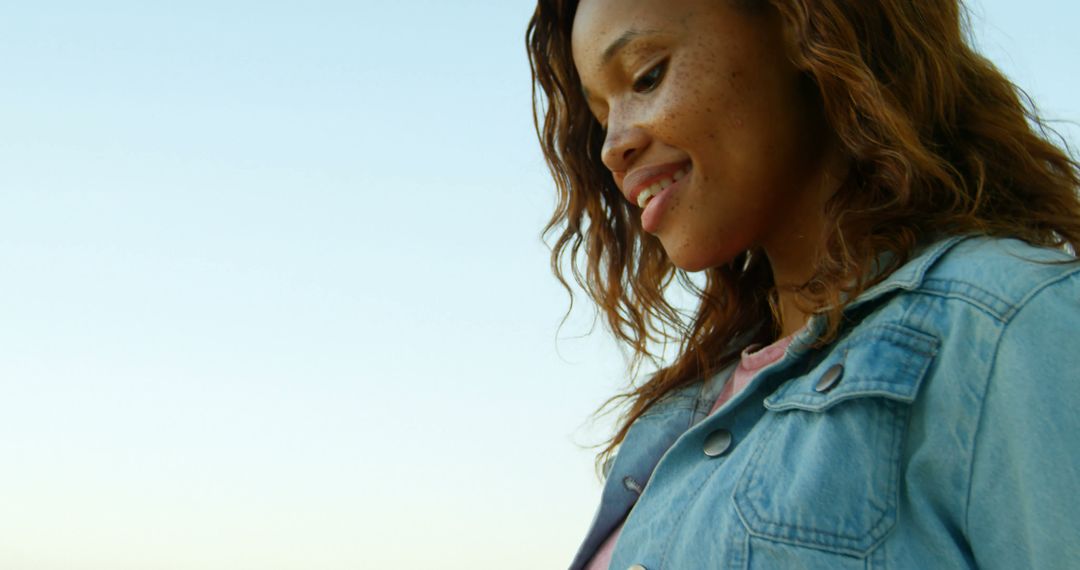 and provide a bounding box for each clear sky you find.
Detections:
[0,1,1076,569]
